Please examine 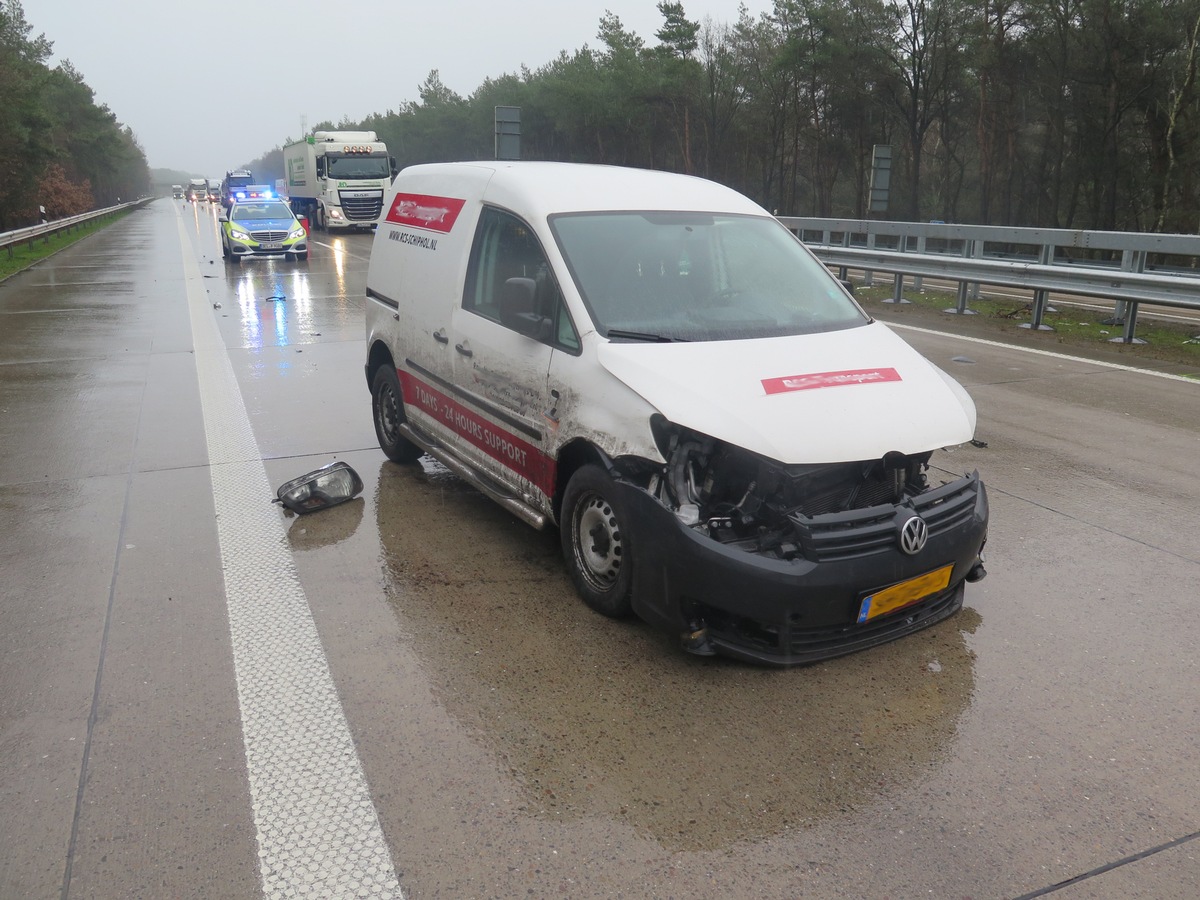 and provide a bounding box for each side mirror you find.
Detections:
[389,156,399,177]
[499,277,551,340]
[218,212,228,223]
[274,461,363,514]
